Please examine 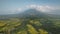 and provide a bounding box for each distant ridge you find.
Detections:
[0,9,60,19]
